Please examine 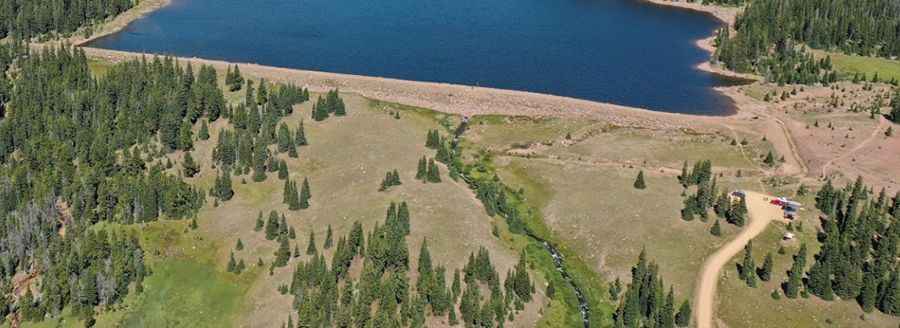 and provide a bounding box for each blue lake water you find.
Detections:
[90,0,741,115]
